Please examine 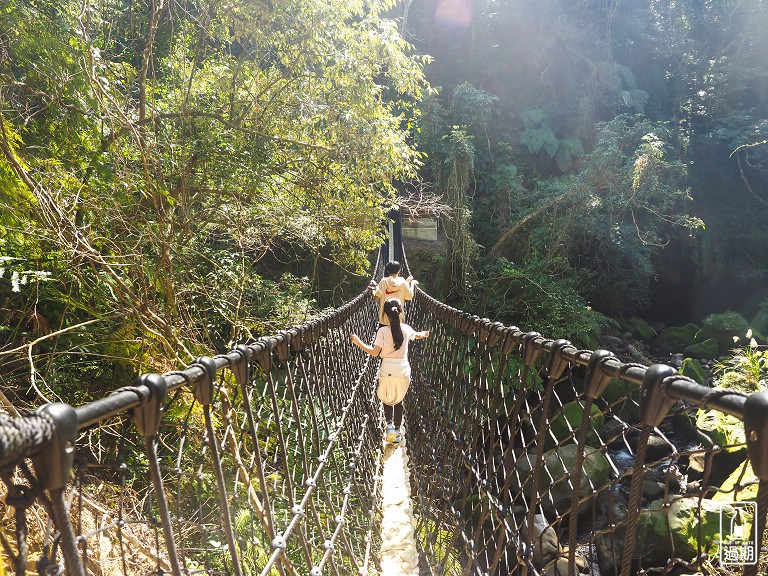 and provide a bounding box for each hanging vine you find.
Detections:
[443,127,477,302]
